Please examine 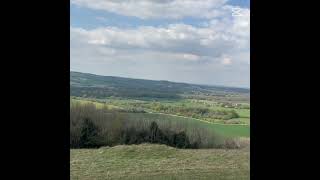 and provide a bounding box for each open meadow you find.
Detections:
[70,72,250,180]
[71,144,250,180]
